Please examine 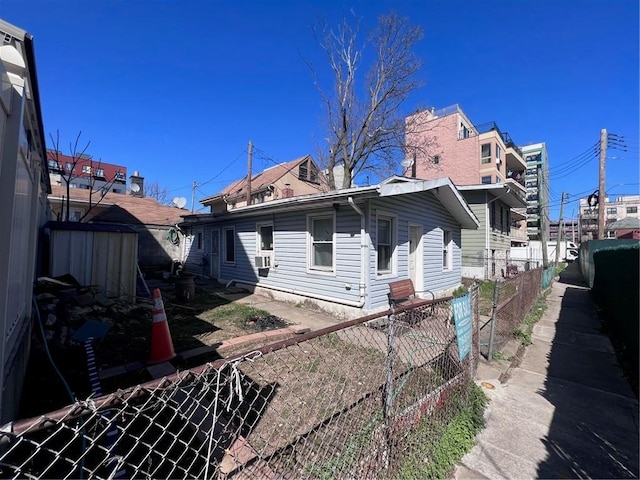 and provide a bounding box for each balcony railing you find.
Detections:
[506,170,525,187]
[510,227,528,241]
